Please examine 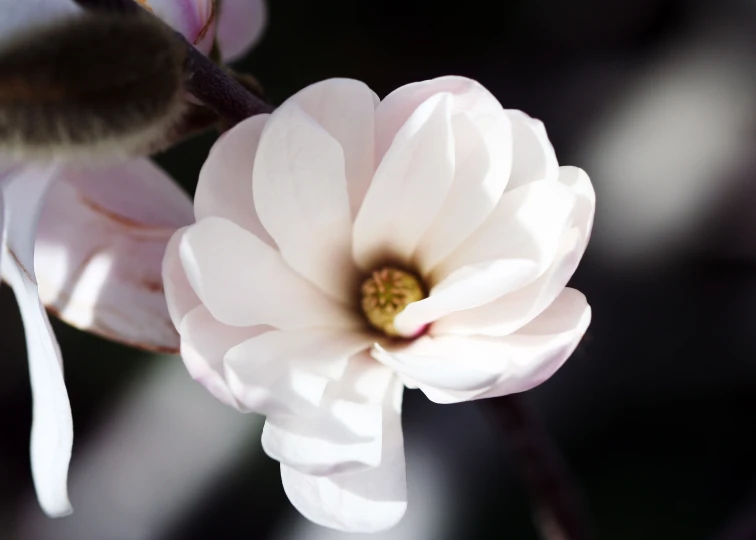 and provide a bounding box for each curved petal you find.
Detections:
[0,0,81,43]
[224,329,372,417]
[353,93,455,270]
[253,99,358,302]
[217,0,266,62]
[36,160,193,352]
[180,305,269,410]
[141,0,216,54]
[1,164,73,517]
[280,365,406,533]
[286,79,378,218]
[262,353,392,477]
[504,110,559,191]
[433,167,595,336]
[162,227,201,329]
[179,217,359,330]
[374,77,514,274]
[386,288,590,404]
[194,114,274,245]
